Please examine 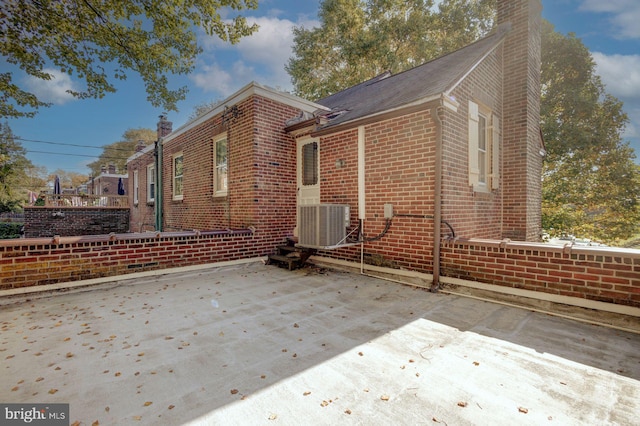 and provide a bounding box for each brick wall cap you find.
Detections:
[0,228,255,249]
[442,237,640,258]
